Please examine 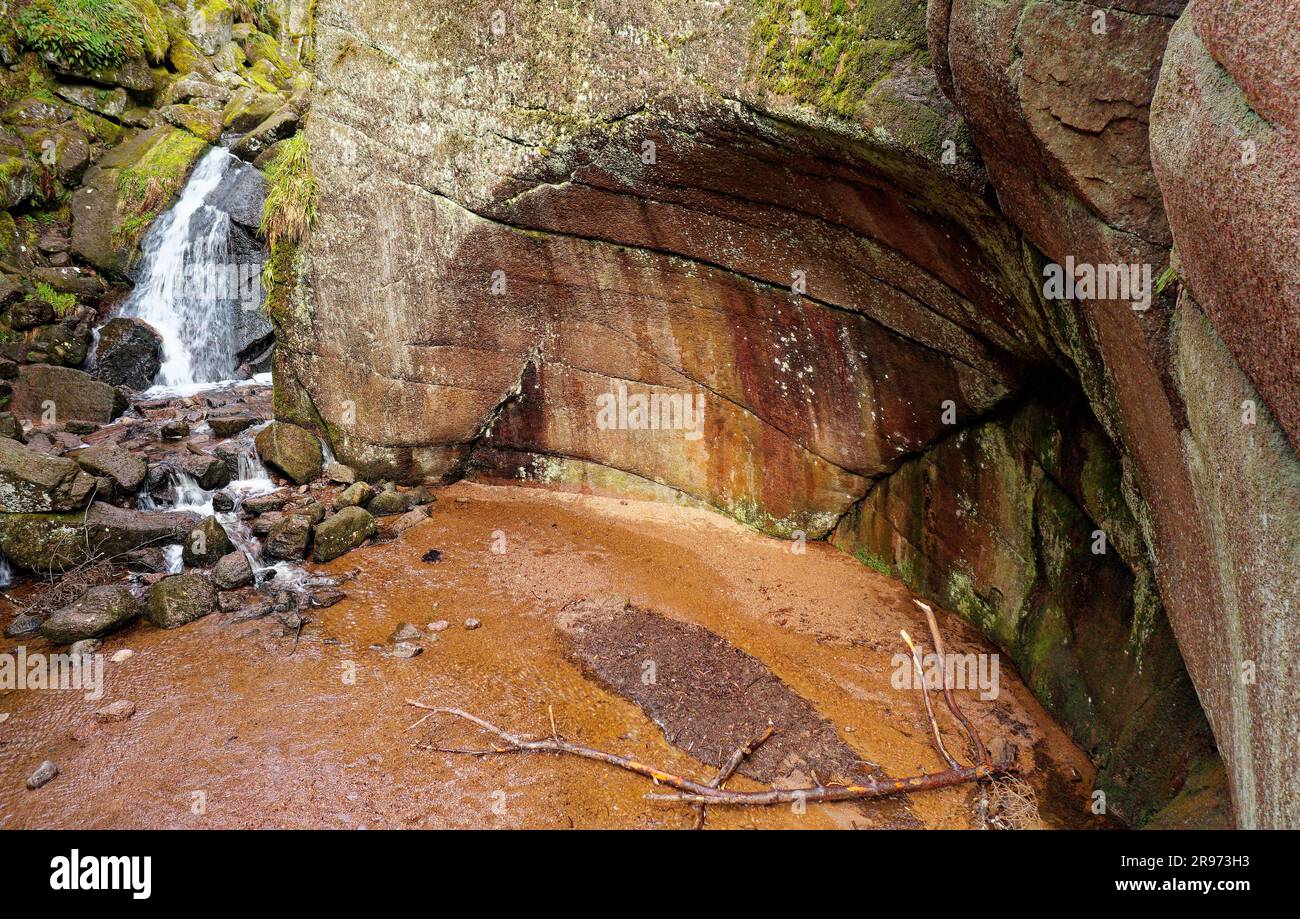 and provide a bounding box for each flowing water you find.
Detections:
[119,147,258,387]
